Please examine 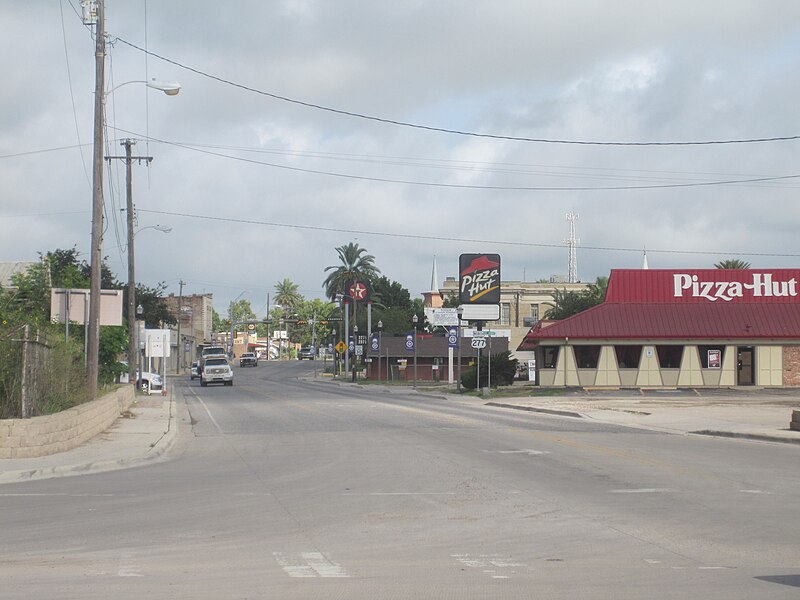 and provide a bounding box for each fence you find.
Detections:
[0,325,87,419]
